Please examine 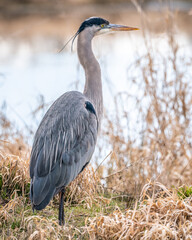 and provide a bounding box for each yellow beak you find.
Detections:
[107,24,139,31]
